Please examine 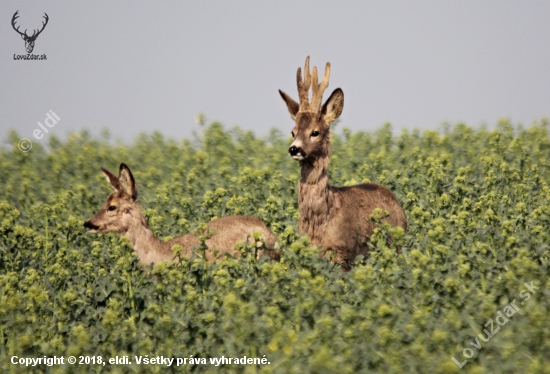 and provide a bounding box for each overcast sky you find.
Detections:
[1,1,549,147]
